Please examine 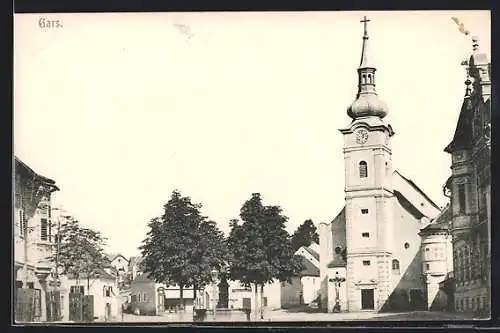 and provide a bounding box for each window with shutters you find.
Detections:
[359,161,368,178]
[41,218,48,240]
[19,210,25,236]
